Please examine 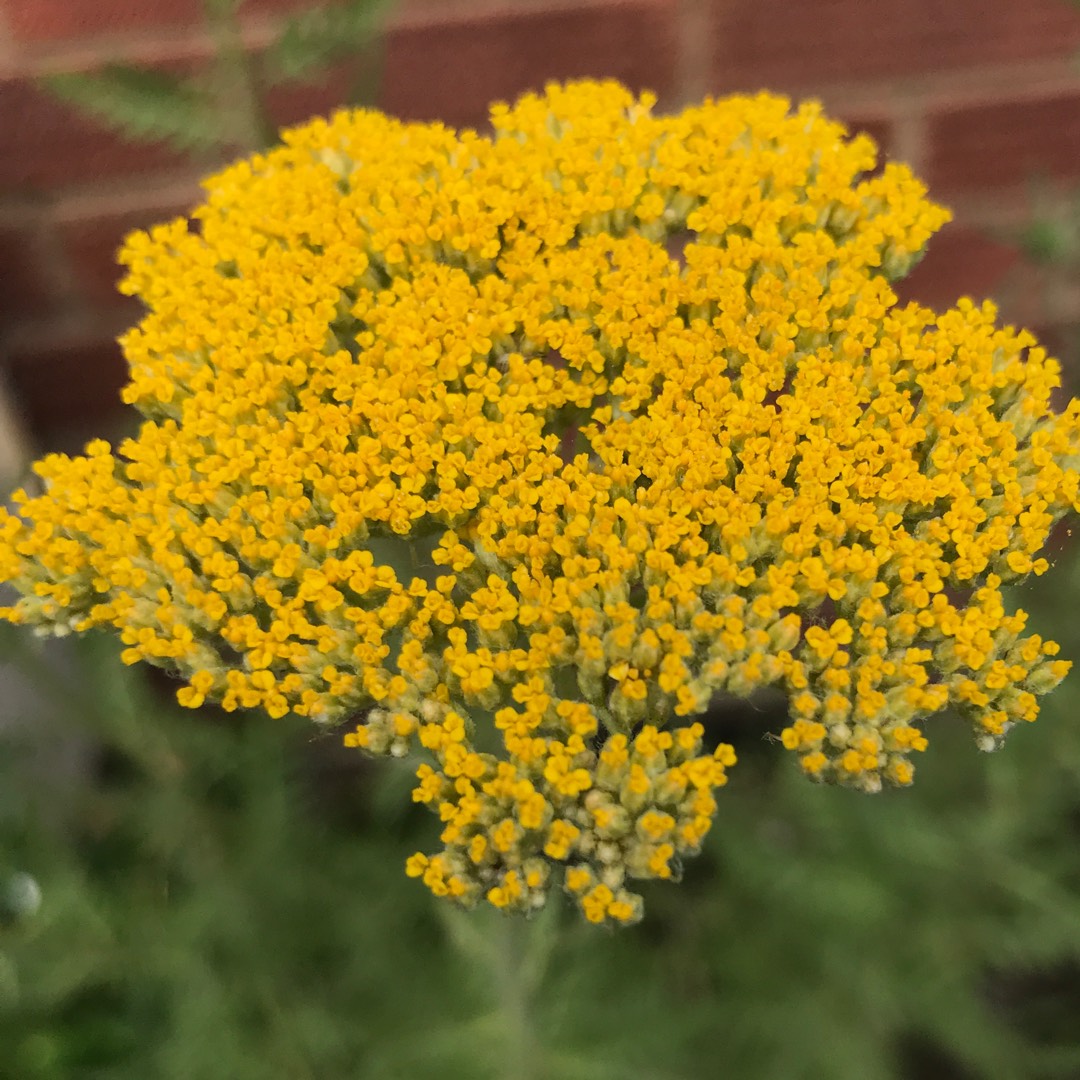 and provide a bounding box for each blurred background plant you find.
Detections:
[43,0,390,159]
